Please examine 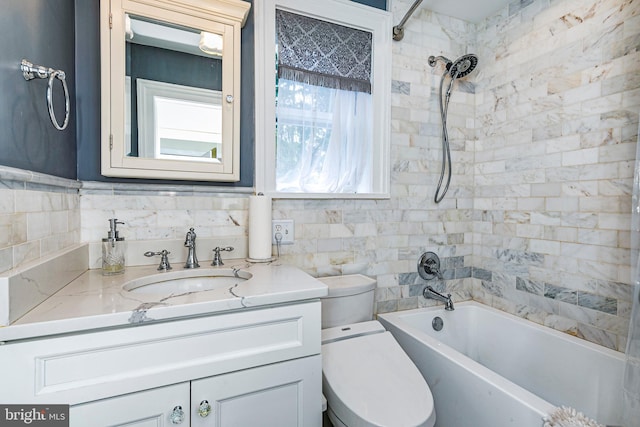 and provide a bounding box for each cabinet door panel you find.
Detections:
[70,382,190,427]
[191,356,322,427]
